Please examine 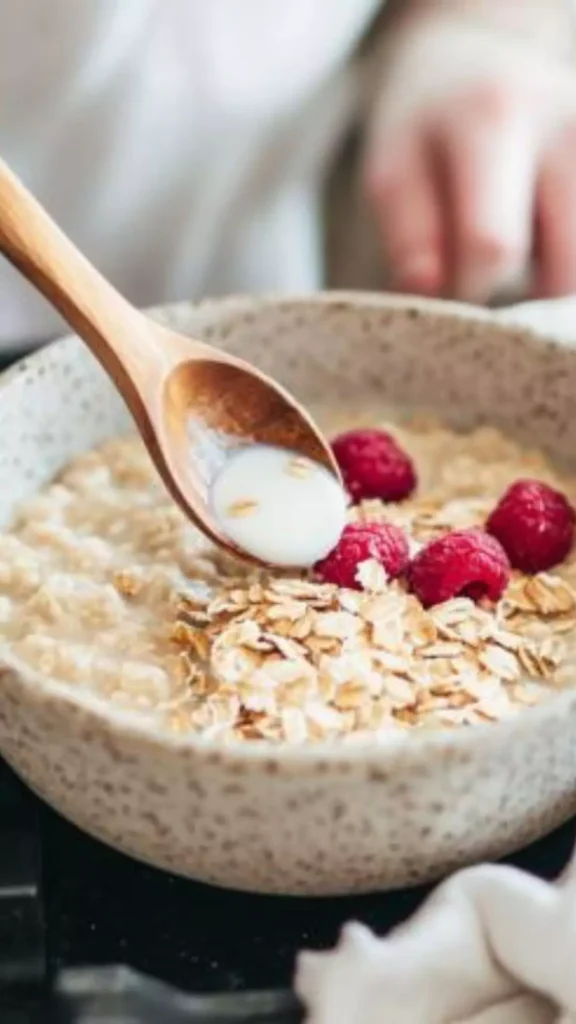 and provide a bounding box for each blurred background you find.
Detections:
[1,0,576,357]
